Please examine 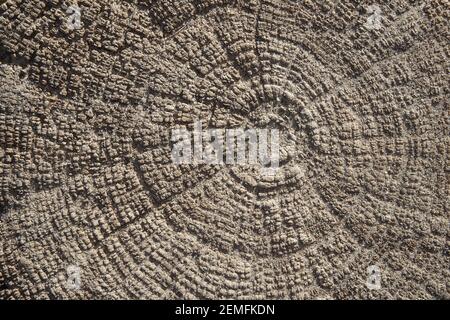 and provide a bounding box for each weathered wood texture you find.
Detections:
[0,0,448,299]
